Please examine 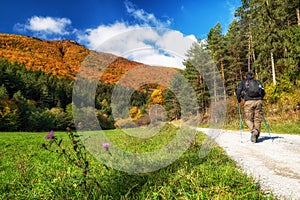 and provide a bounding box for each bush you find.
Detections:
[28,109,55,131]
[47,107,68,130]
[96,111,115,130]
[0,85,9,100]
[0,100,19,131]
[114,118,136,128]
